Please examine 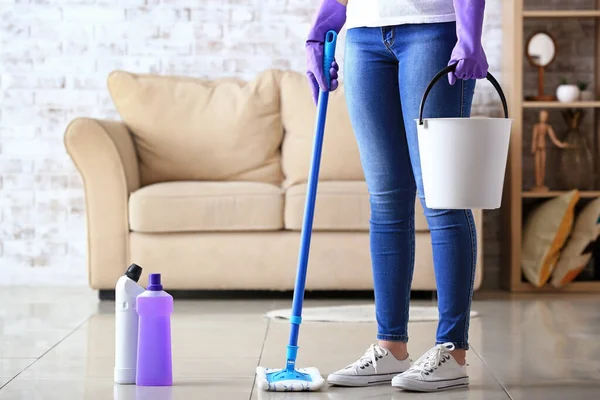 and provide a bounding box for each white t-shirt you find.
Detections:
[346,0,456,29]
